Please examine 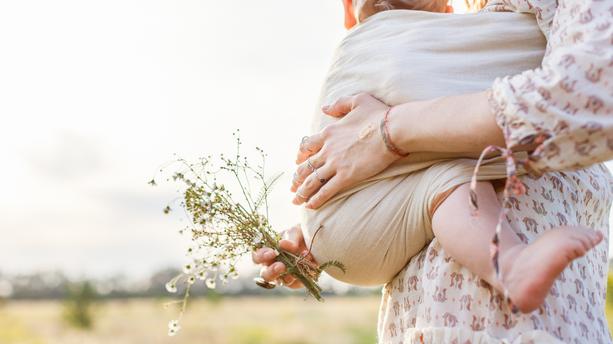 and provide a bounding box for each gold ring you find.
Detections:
[254,277,276,289]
